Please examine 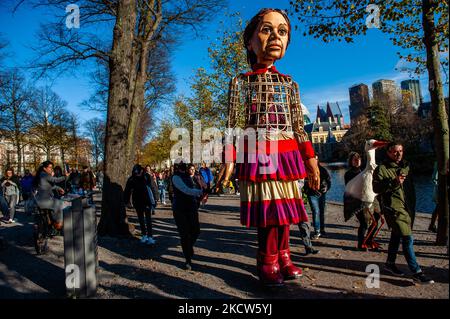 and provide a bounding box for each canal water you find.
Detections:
[325,167,435,214]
